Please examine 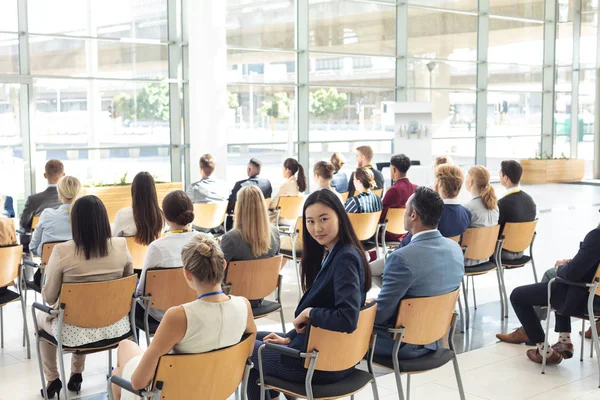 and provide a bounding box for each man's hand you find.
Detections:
[262,333,291,345]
